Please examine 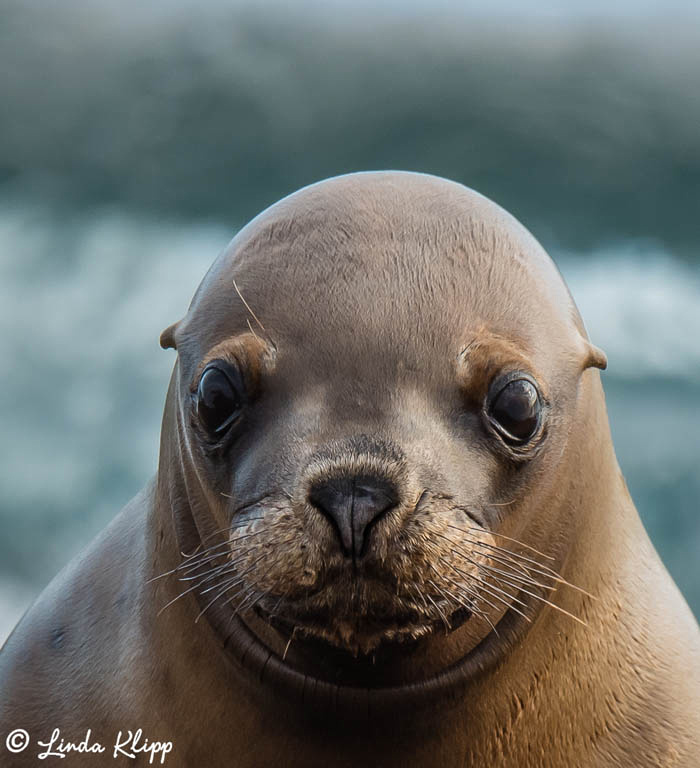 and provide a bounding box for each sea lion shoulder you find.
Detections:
[0,486,152,732]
